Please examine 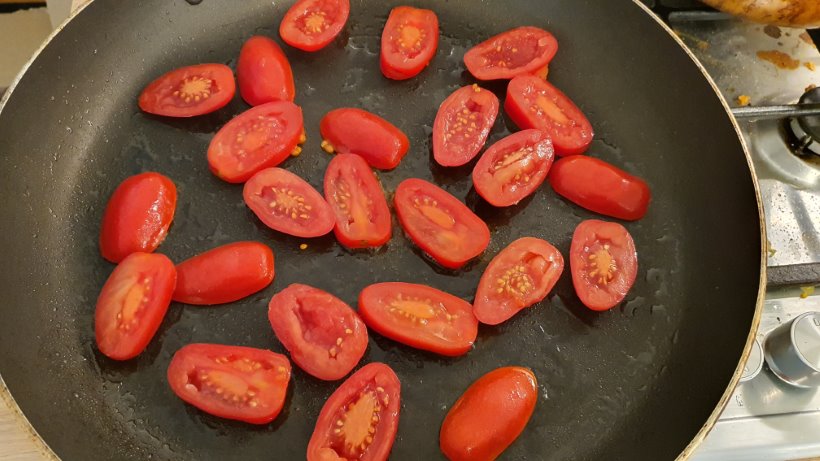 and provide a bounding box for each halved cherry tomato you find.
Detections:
[505,74,594,156]
[95,252,176,360]
[532,64,549,80]
[473,238,563,325]
[208,101,304,183]
[463,27,558,81]
[324,154,392,249]
[243,168,335,238]
[548,156,651,221]
[395,178,490,269]
[268,284,368,381]
[359,282,478,356]
[433,84,500,167]
[380,6,439,80]
[99,172,177,263]
[320,108,409,170]
[472,129,555,207]
[440,367,537,461]
[307,363,400,461]
[279,0,350,52]
[167,343,291,424]
[237,36,296,106]
[173,242,274,305]
[138,64,235,117]
[570,219,637,311]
